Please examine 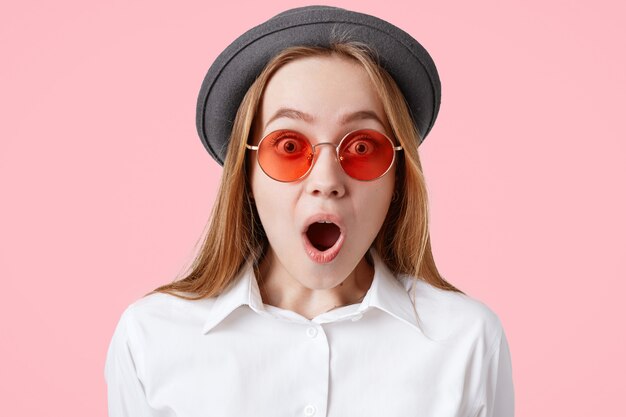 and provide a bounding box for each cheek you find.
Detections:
[250,174,295,237]
[358,174,395,228]
[372,186,394,217]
